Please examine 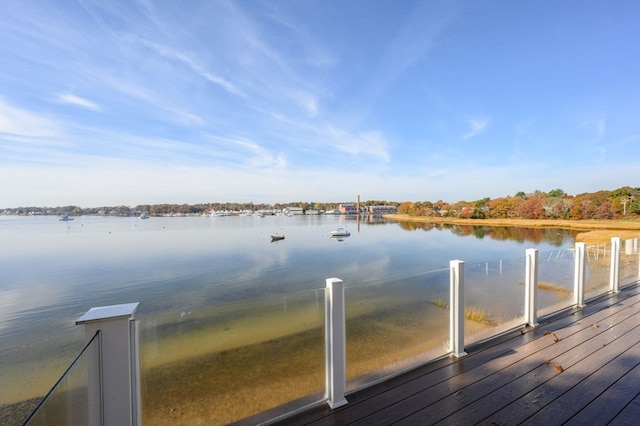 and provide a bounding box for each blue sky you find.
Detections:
[1,0,638,208]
